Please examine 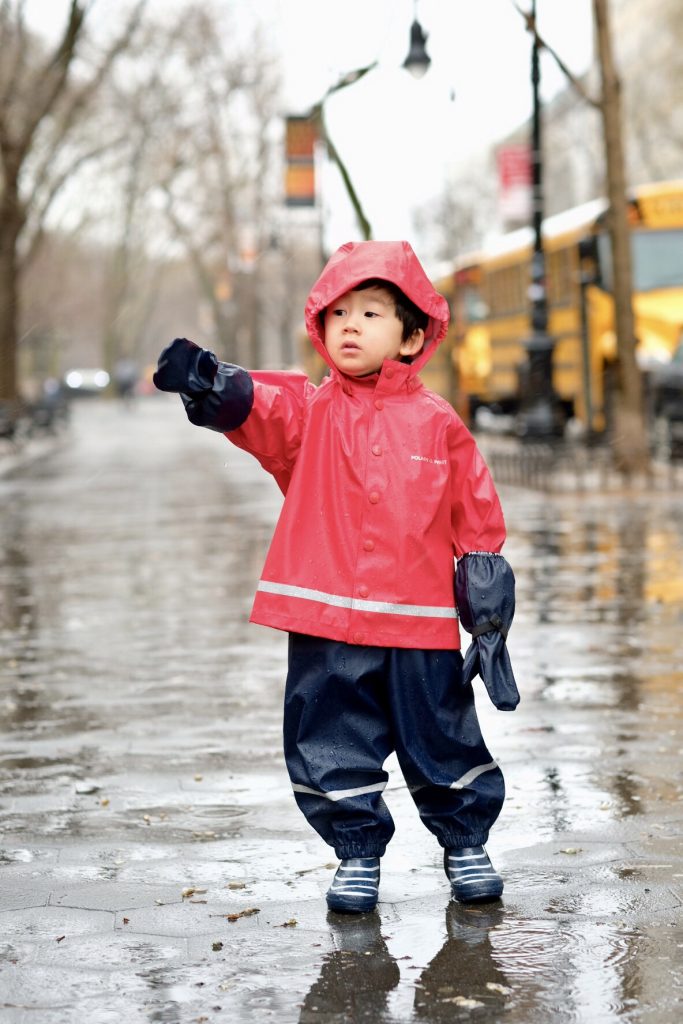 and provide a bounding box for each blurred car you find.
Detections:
[63,368,110,396]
